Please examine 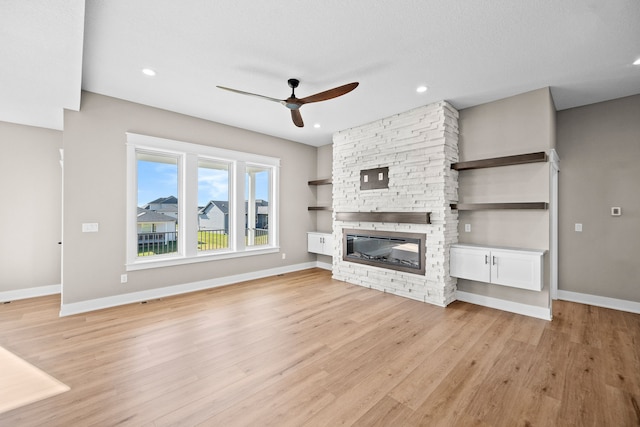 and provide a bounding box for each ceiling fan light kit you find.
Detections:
[217,78,359,128]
